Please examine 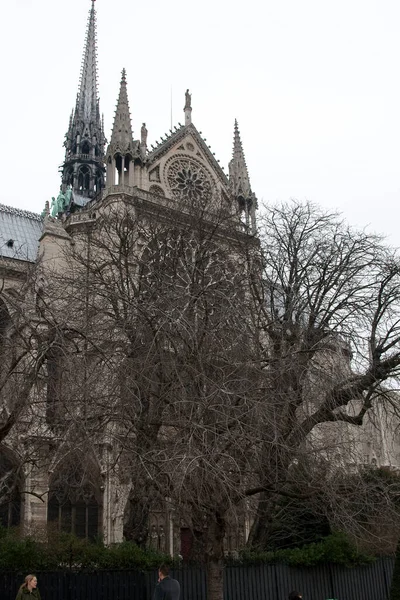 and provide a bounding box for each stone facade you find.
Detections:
[0,0,397,557]
[0,0,256,555]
